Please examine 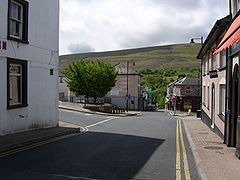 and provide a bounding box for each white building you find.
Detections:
[0,0,59,135]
